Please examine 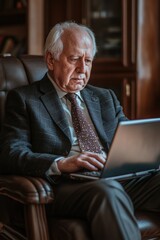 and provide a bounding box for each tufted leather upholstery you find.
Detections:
[0,55,160,239]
